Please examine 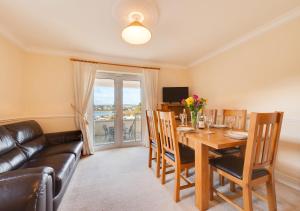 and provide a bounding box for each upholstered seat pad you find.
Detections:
[209,156,269,180]
[165,144,194,164]
[211,147,241,156]
[22,153,76,196]
[35,141,83,159]
[150,140,157,148]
